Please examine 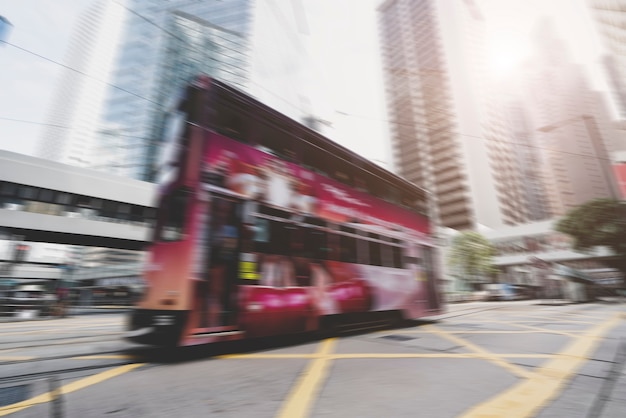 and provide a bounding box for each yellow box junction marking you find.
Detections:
[276,338,336,418]
[484,321,580,338]
[425,325,536,379]
[0,363,144,416]
[254,313,620,418]
[461,313,622,418]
